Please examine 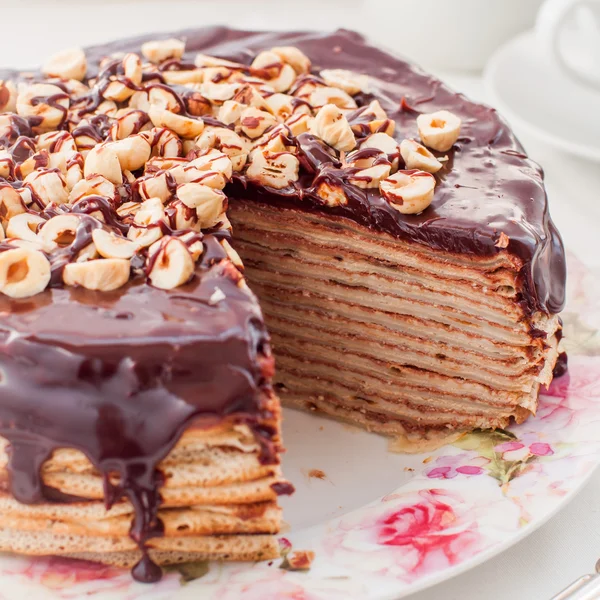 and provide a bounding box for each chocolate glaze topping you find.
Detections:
[79,26,566,315]
[0,27,565,581]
